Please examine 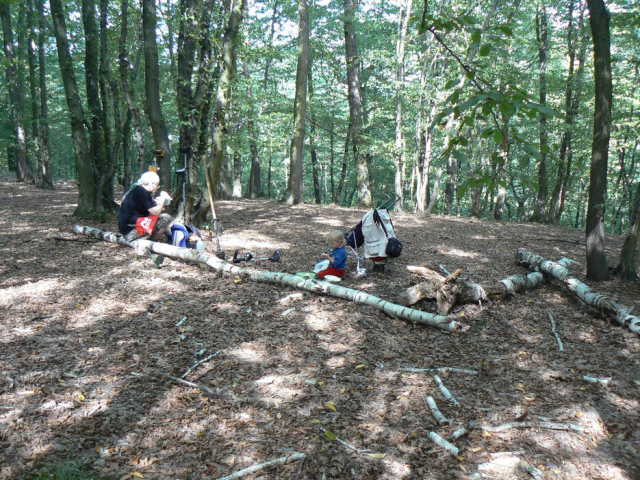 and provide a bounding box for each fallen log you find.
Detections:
[74,225,469,332]
[516,248,640,335]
